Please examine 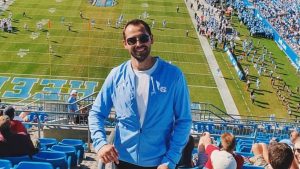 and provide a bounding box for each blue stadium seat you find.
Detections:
[59,139,85,162]
[243,164,264,169]
[39,138,58,151]
[38,113,48,123]
[0,159,12,169]
[51,145,79,167]
[235,151,254,158]
[1,155,32,167]
[16,161,54,169]
[238,145,252,153]
[33,151,67,169]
